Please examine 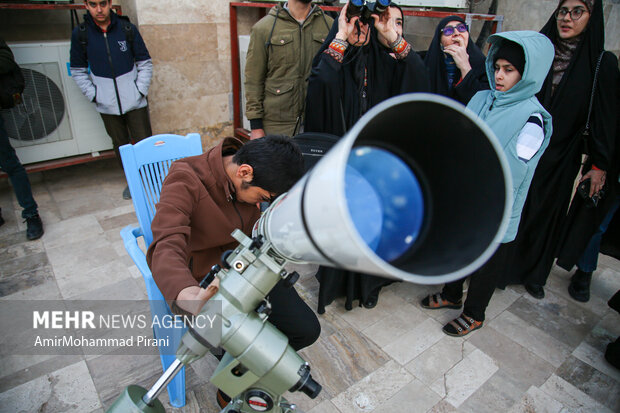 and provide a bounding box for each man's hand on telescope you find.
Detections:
[174,278,220,315]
